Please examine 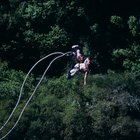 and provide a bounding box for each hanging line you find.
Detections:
[0,52,64,132]
[0,52,69,140]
